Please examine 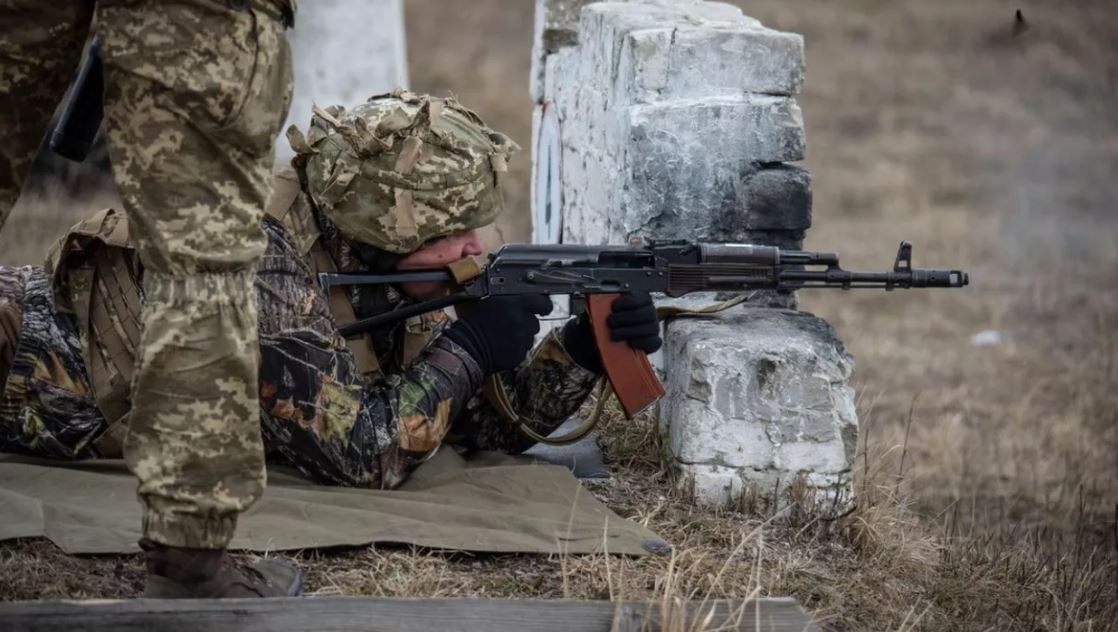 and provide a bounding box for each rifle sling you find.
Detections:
[484,374,610,446]
[654,293,752,319]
